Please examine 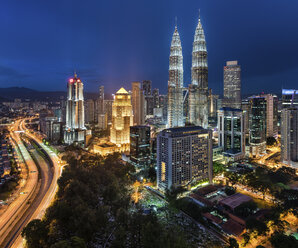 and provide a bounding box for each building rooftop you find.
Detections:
[195,184,222,196]
[219,193,252,210]
[116,87,128,94]
[221,219,244,236]
[219,107,242,112]
[166,125,205,133]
